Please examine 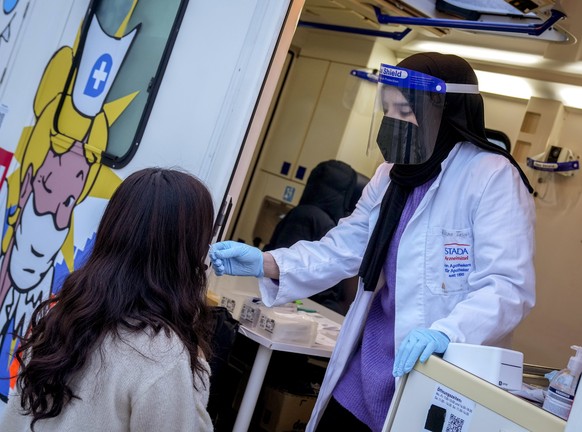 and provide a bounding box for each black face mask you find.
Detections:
[376,116,425,164]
